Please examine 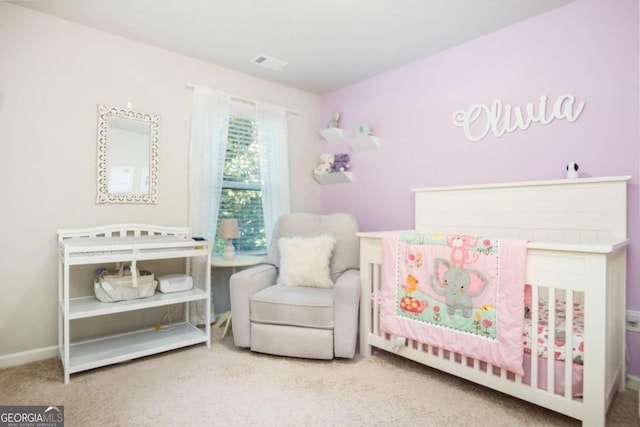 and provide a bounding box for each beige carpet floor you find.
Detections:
[1,327,638,426]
